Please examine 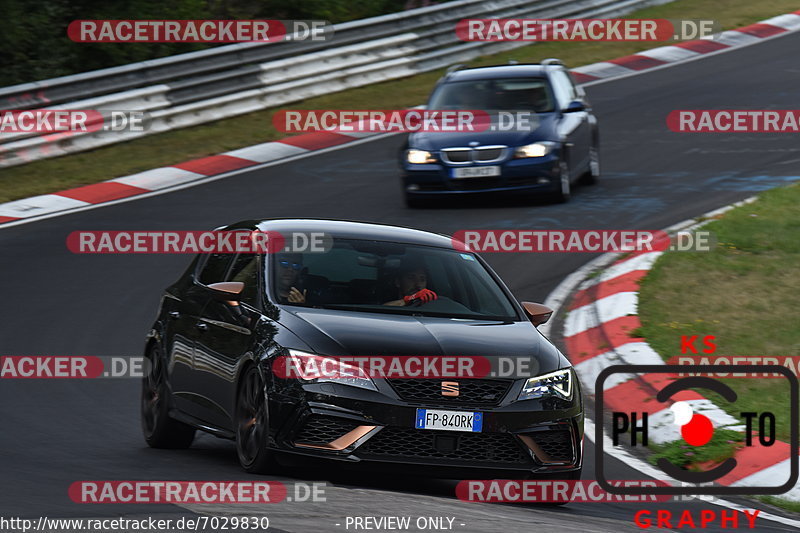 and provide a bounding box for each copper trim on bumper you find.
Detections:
[294,425,378,451]
[518,434,574,466]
